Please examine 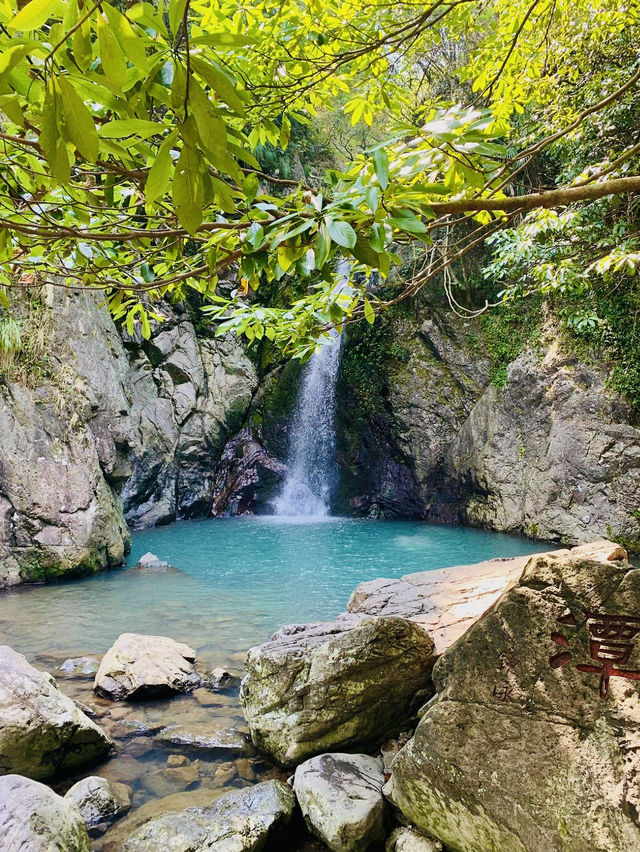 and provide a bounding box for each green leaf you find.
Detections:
[100,119,160,139]
[373,148,389,190]
[350,236,380,268]
[365,185,379,213]
[8,0,61,31]
[363,297,375,324]
[145,132,176,207]
[315,222,331,268]
[168,0,187,37]
[0,44,34,79]
[52,137,71,184]
[102,3,148,69]
[172,145,203,234]
[97,14,127,91]
[189,80,228,164]
[211,176,236,214]
[58,77,99,162]
[327,219,357,249]
[388,213,428,234]
[191,56,246,116]
[72,20,93,72]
